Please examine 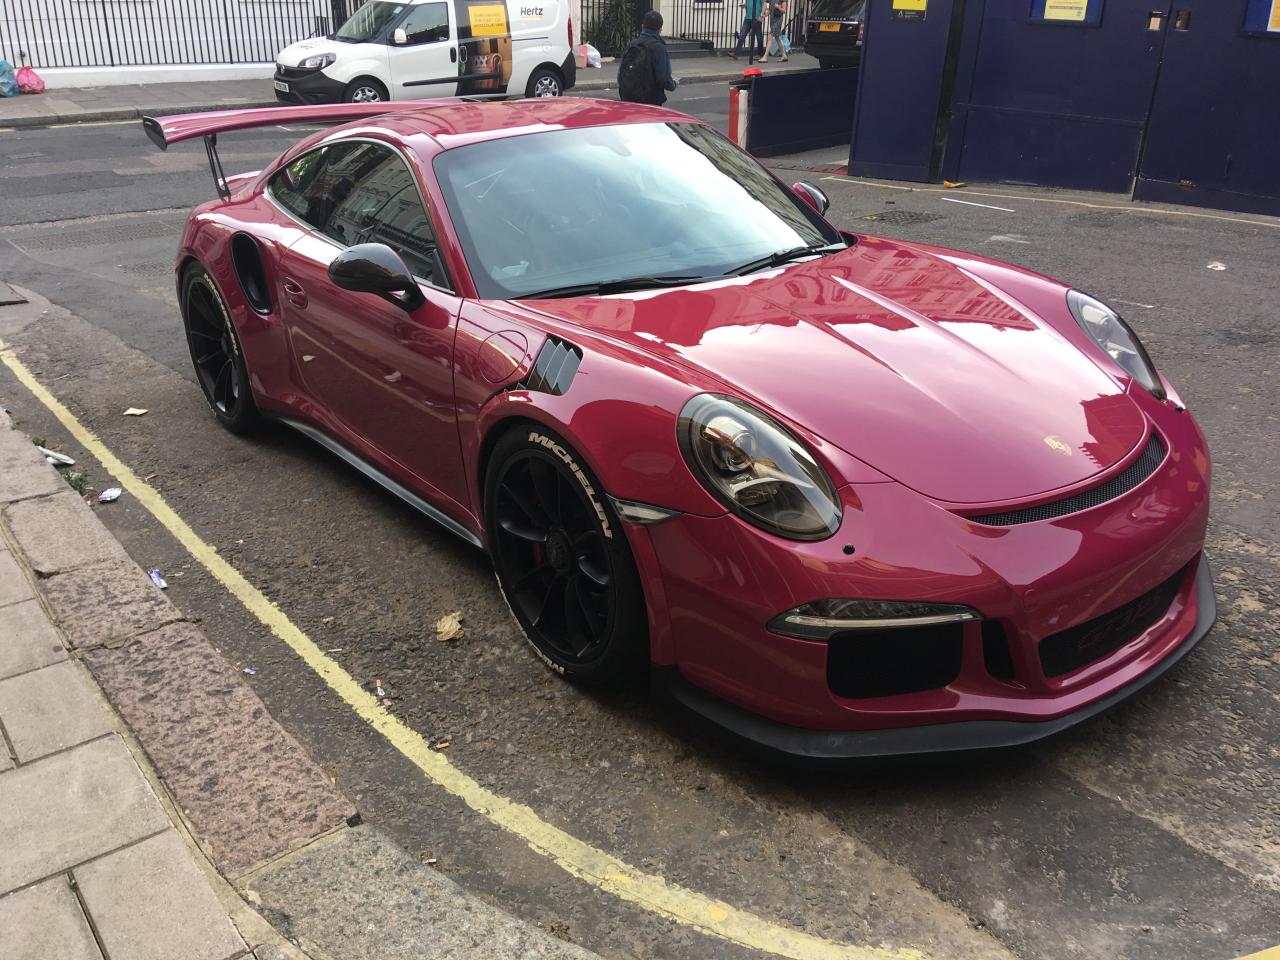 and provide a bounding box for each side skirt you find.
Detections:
[275,416,484,550]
